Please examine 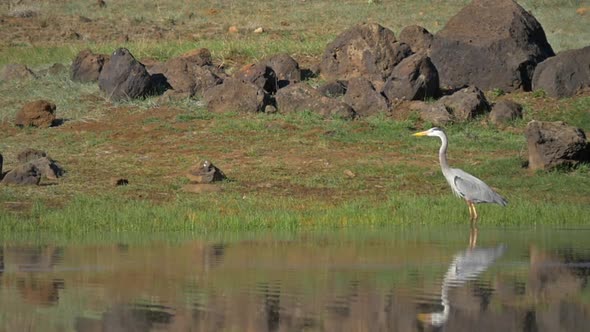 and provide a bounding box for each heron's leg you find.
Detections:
[470,202,479,222]
[469,226,478,249]
[465,200,474,222]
